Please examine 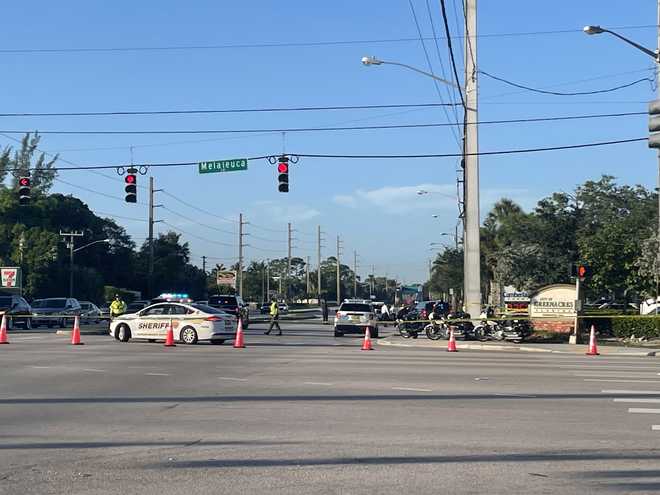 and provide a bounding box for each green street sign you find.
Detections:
[198,158,248,174]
